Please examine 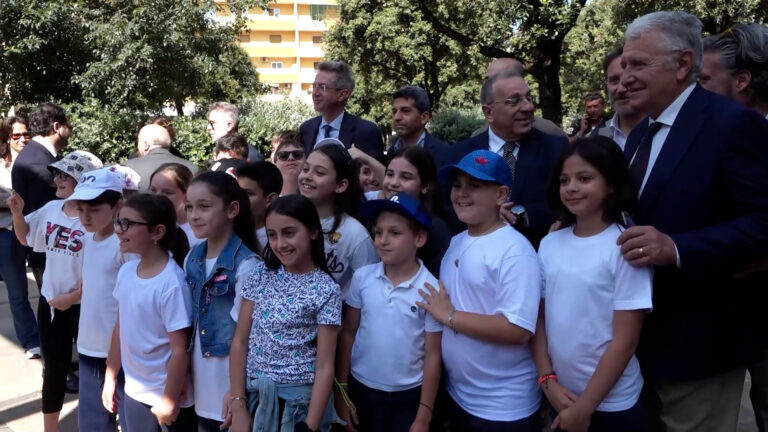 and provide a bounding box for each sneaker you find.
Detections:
[65,370,79,394]
[25,347,41,360]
